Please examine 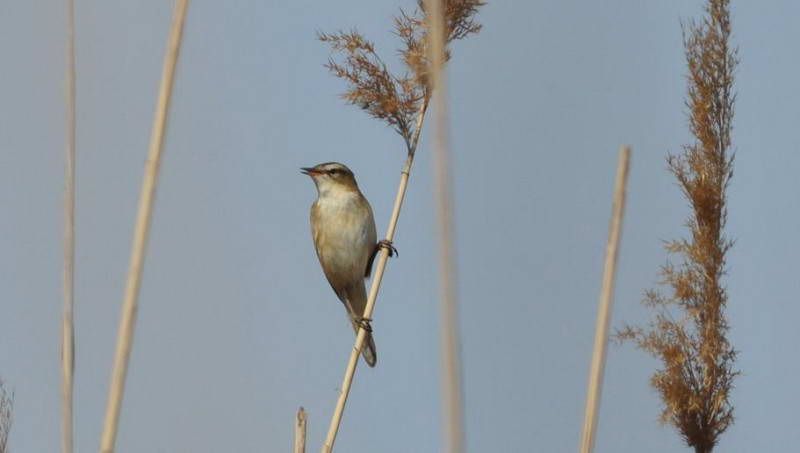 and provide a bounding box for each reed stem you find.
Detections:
[99,1,189,451]
[321,98,429,453]
[424,0,465,452]
[61,0,76,451]
[578,146,631,453]
[294,407,307,453]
